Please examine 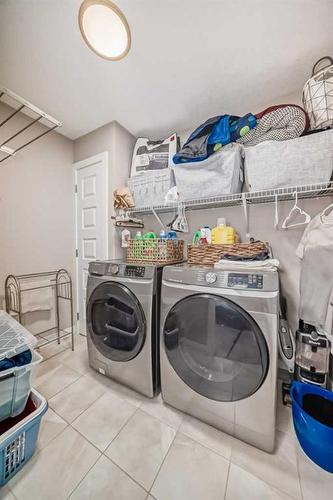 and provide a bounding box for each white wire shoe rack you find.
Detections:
[127,181,333,215]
